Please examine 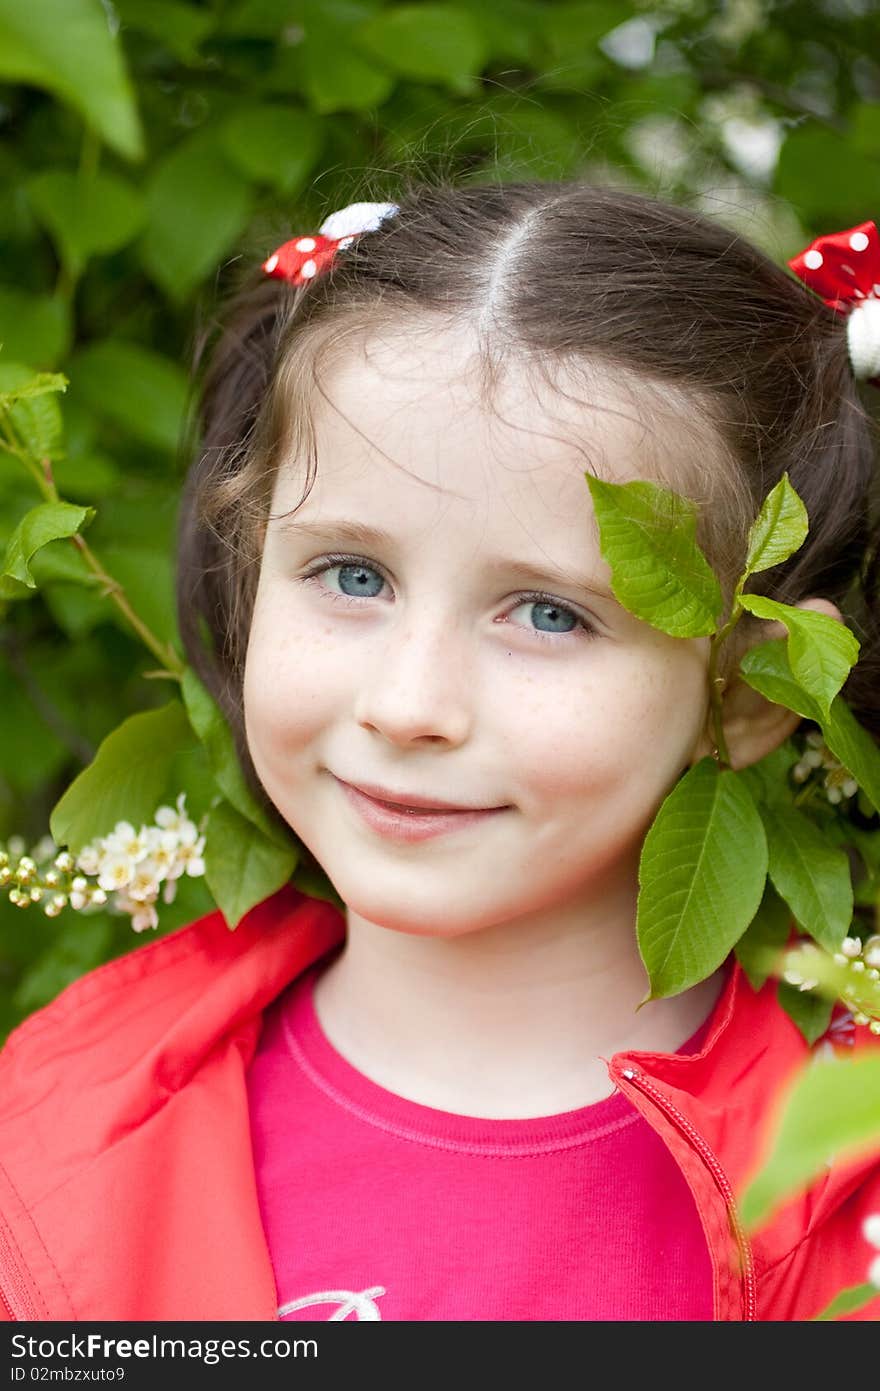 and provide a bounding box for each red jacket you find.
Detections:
[1,882,879,1322]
